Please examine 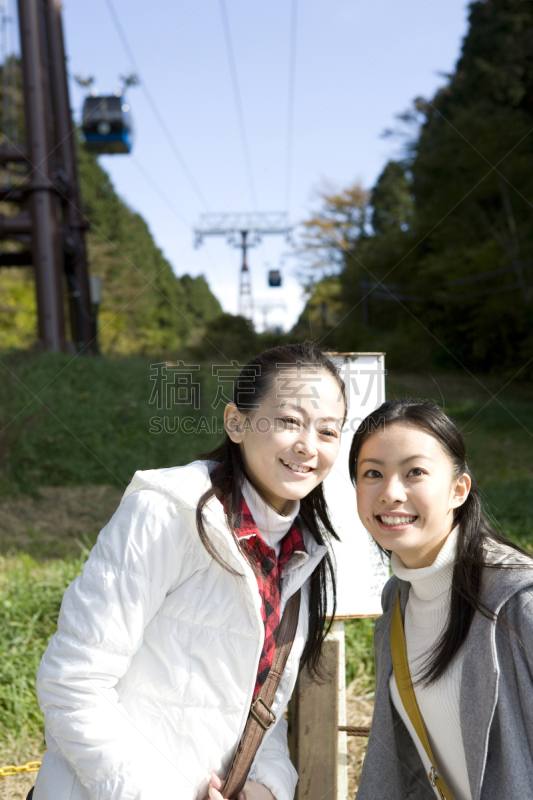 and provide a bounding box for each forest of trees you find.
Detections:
[0,64,222,356]
[294,0,533,376]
